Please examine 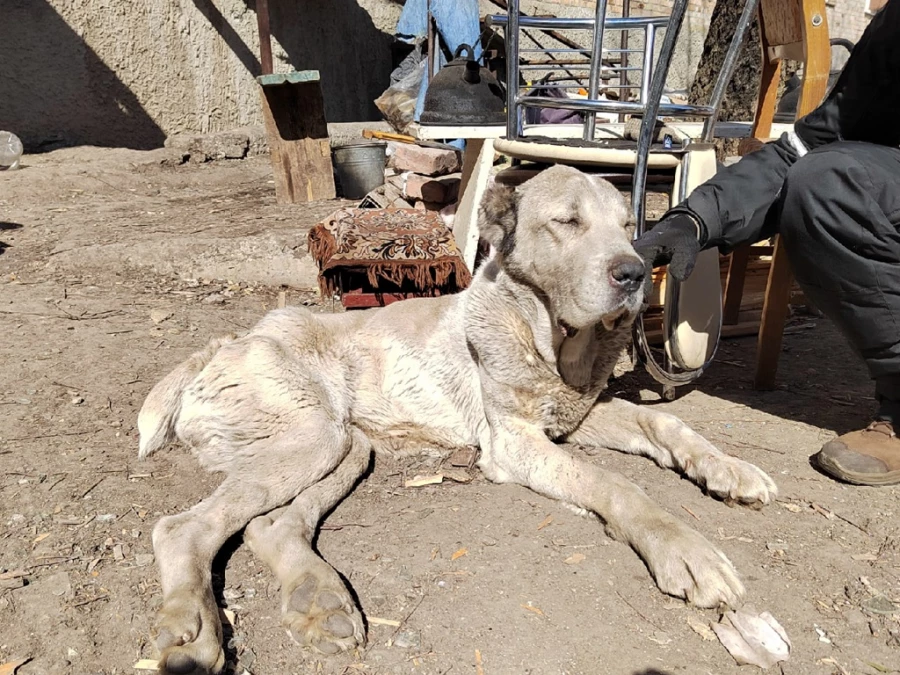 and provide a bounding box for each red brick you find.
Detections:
[404,173,461,203]
[388,143,460,176]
